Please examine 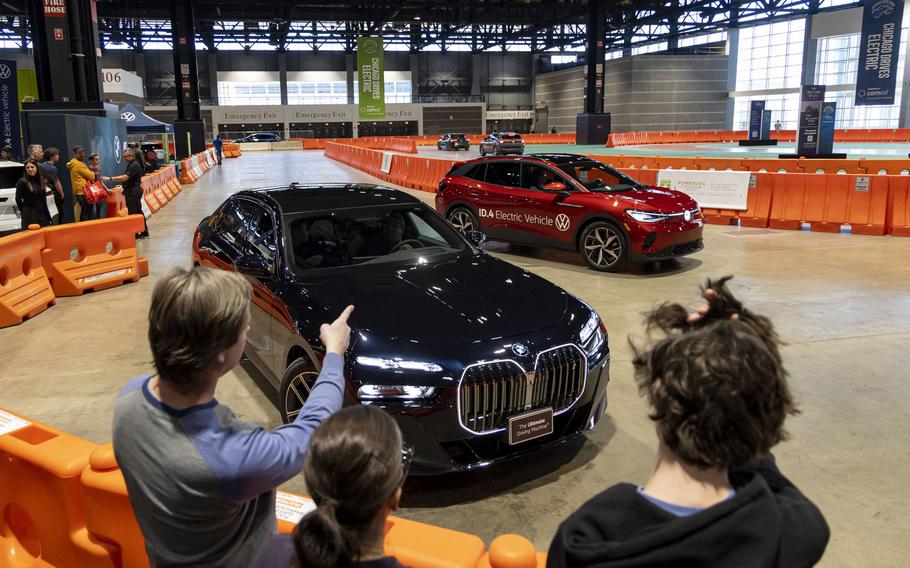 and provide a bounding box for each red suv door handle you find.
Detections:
[469,191,481,197]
